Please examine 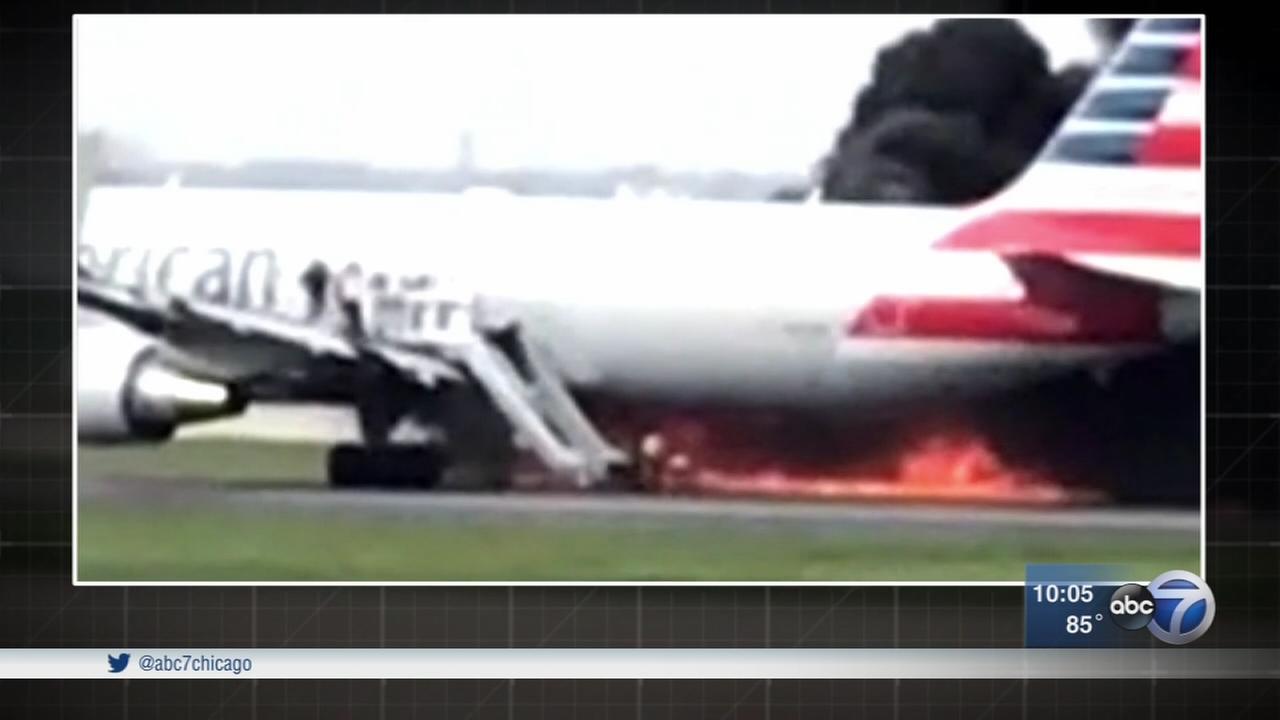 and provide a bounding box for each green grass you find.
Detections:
[78,441,1200,582]
[77,504,1197,582]
[81,441,330,484]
